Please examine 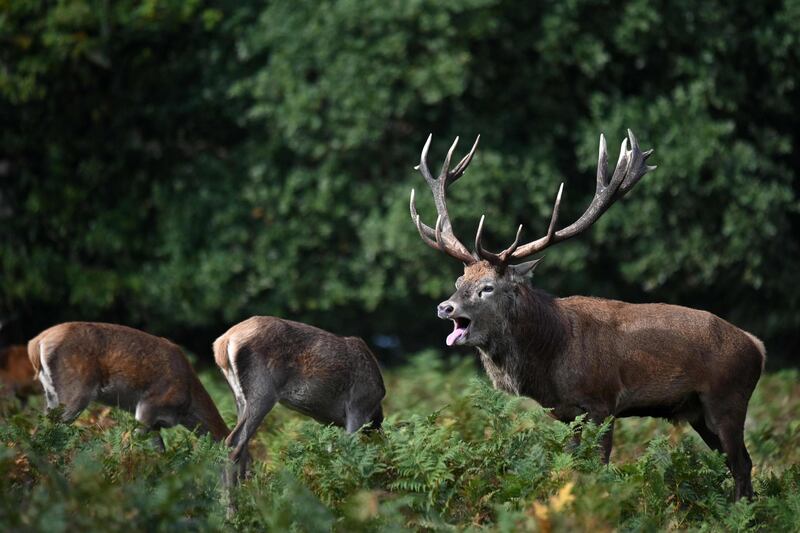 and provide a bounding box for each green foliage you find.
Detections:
[1,353,799,531]
[1,1,798,358]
